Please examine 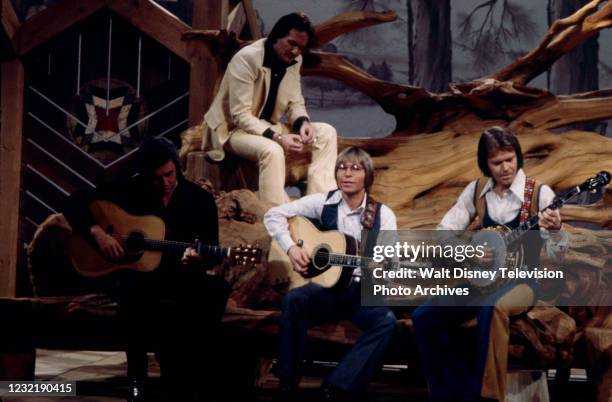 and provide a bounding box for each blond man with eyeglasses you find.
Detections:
[264,147,397,402]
